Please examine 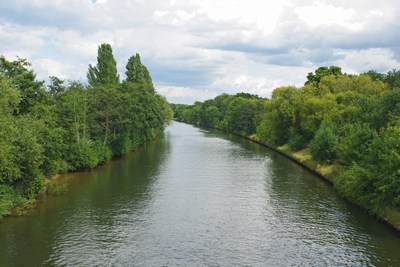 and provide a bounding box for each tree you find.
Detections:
[87,43,119,88]
[57,82,88,143]
[363,70,385,82]
[264,86,301,145]
[336,123,377,165]
[364,122,400,207]
[88,86,121,147]
[221,96,264,135]
[0,56,48,115]
[384,69,400,89]
[310,119,338,162]
[48,76,66,99]
[305,66,343,85]
[125,53,154,91]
